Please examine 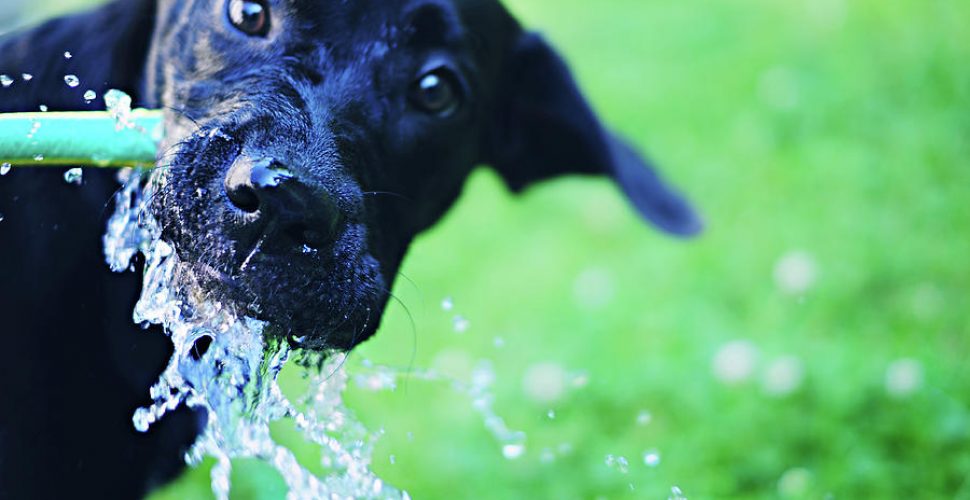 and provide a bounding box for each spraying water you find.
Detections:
[100,93,526,499]
[104,169,405,499]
